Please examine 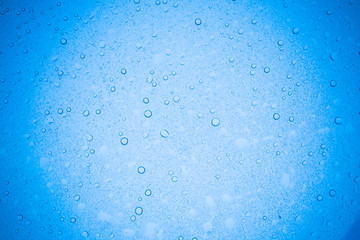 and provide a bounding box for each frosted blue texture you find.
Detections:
[0,0,360,239]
